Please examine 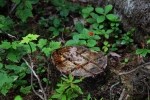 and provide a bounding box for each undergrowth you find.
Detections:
[0,0,143,100]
